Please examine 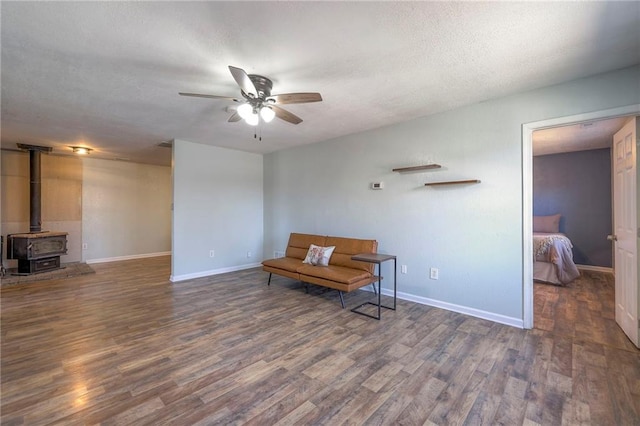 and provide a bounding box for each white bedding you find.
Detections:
[533,232,580,285]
